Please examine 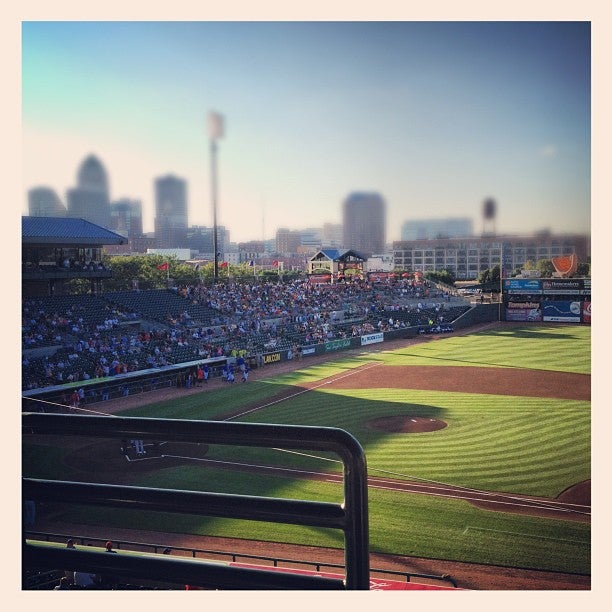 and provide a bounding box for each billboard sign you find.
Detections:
[325,338,352,352]
[541,279,582,295]
[262,352,282,365]
[542,300,582,322]
[582,279,591,296]
[361,332,384,346]
[503,279,542,295]
[583,301,591,324]
[505,306,542,322]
